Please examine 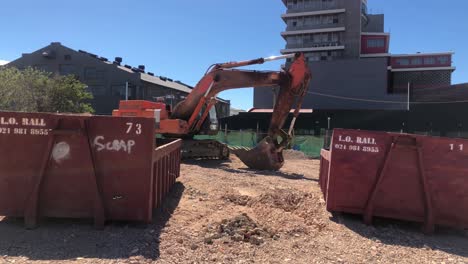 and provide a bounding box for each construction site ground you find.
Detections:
[0,153,467,264]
